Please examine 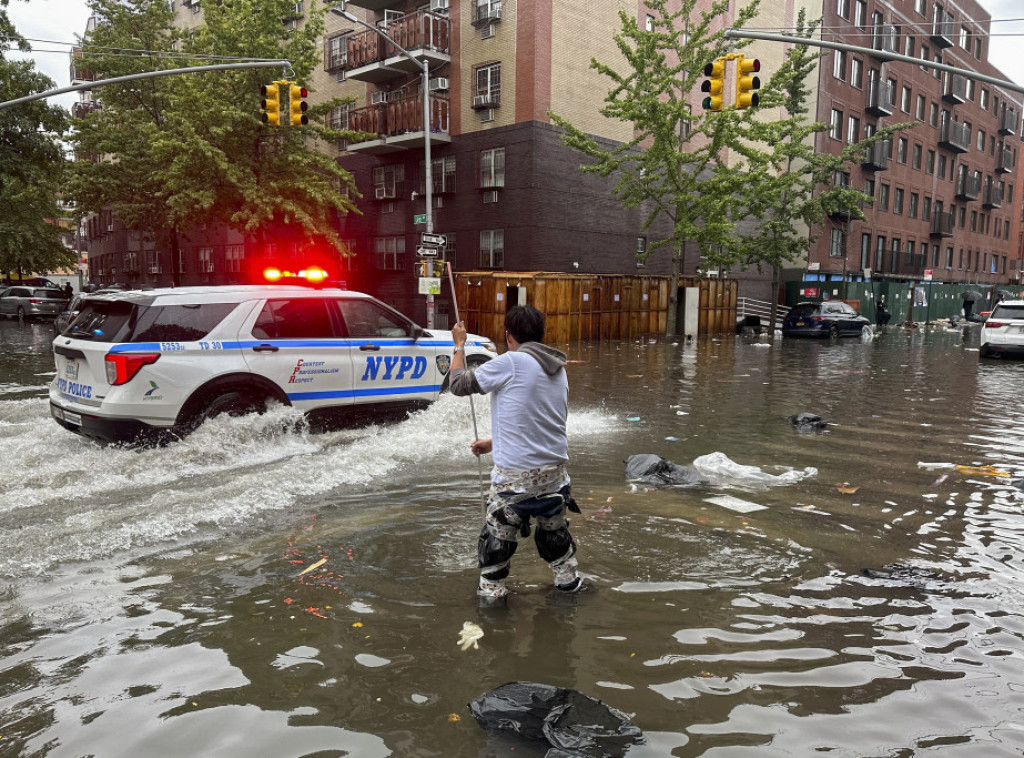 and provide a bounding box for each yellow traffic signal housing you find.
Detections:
[289,83,309,126]
[735,55,761,109]
[260,82,281,126]
[701,58,726,112]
